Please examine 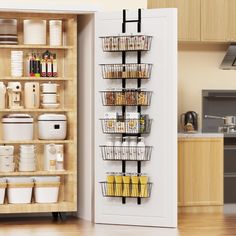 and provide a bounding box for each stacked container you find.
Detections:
[0,145,15,172]
[40,83,60,109]
[33,176,60,203]
[7,177,34,204]
[18,145,36,172]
